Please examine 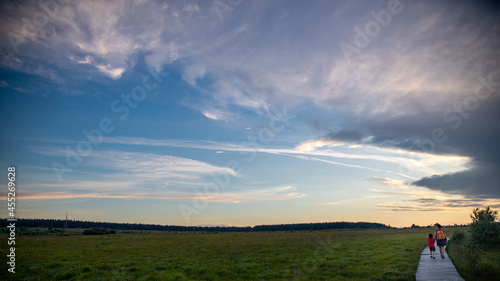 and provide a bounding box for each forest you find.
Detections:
[0,218,389,232]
